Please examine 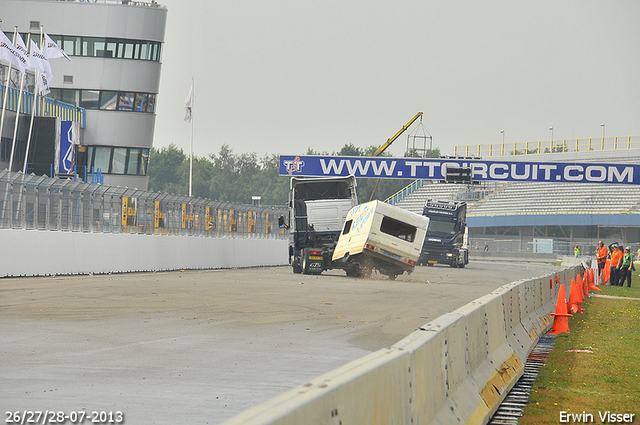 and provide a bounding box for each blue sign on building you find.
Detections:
[279,155,640,185]
[59,121,75,176]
